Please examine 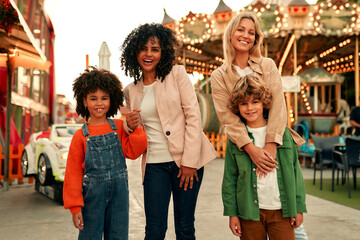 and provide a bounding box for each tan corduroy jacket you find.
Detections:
[124,65,217,180]
[211,55,304,149]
